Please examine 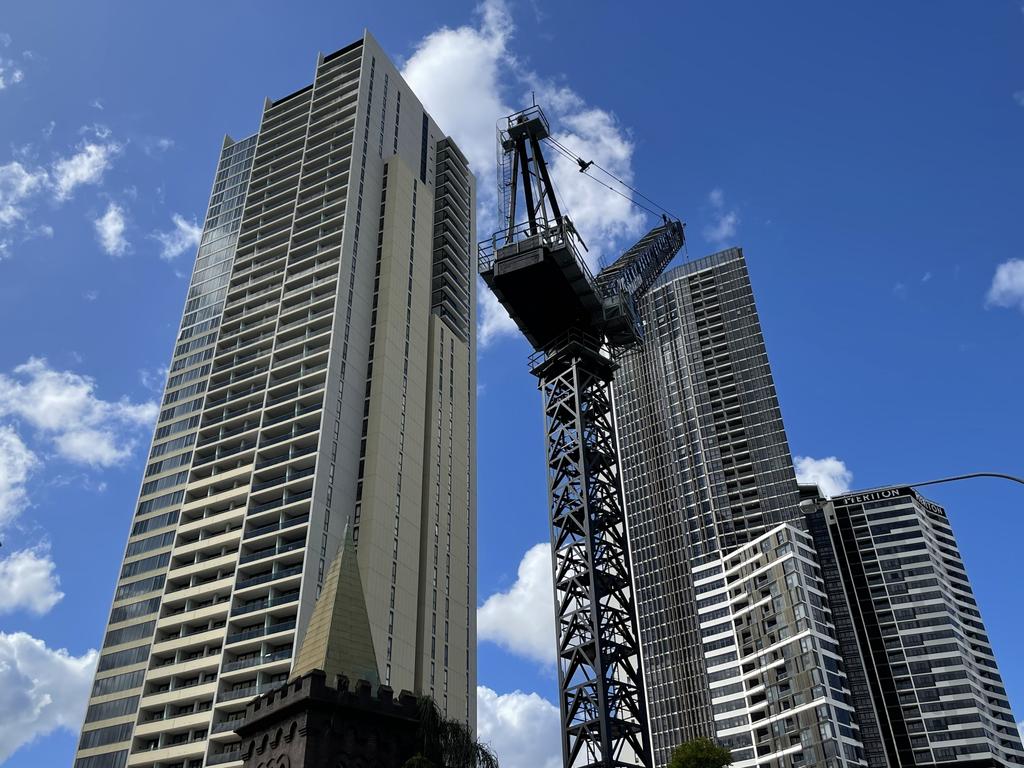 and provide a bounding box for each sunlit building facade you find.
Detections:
[74,32,476,768]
